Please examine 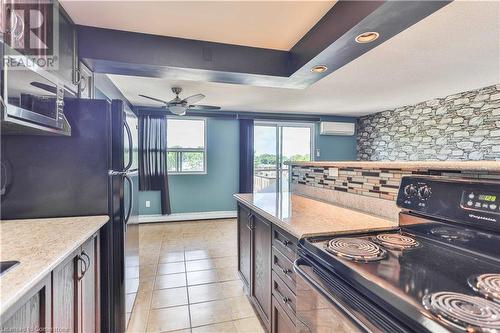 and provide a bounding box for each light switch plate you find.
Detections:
[145,200,151,208]
[328,168,339,178]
